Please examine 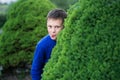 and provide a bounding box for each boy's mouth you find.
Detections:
[51,35,56,38]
